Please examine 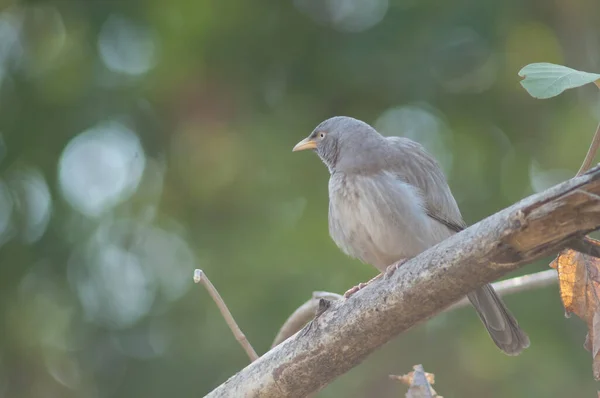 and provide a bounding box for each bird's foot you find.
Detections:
[384,258,410,279]
[343,283,367,298]
[343,273,384,298]
[344,258,412,298]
